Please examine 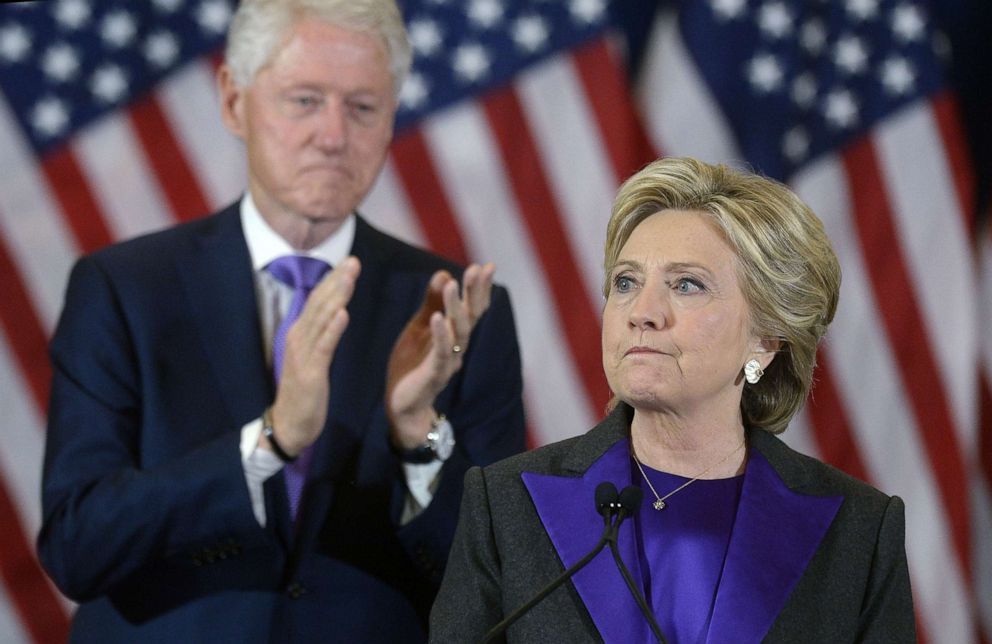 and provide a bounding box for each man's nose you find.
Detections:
[315,101,347,151]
